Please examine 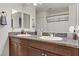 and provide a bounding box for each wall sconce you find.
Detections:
[0,11,7,25]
